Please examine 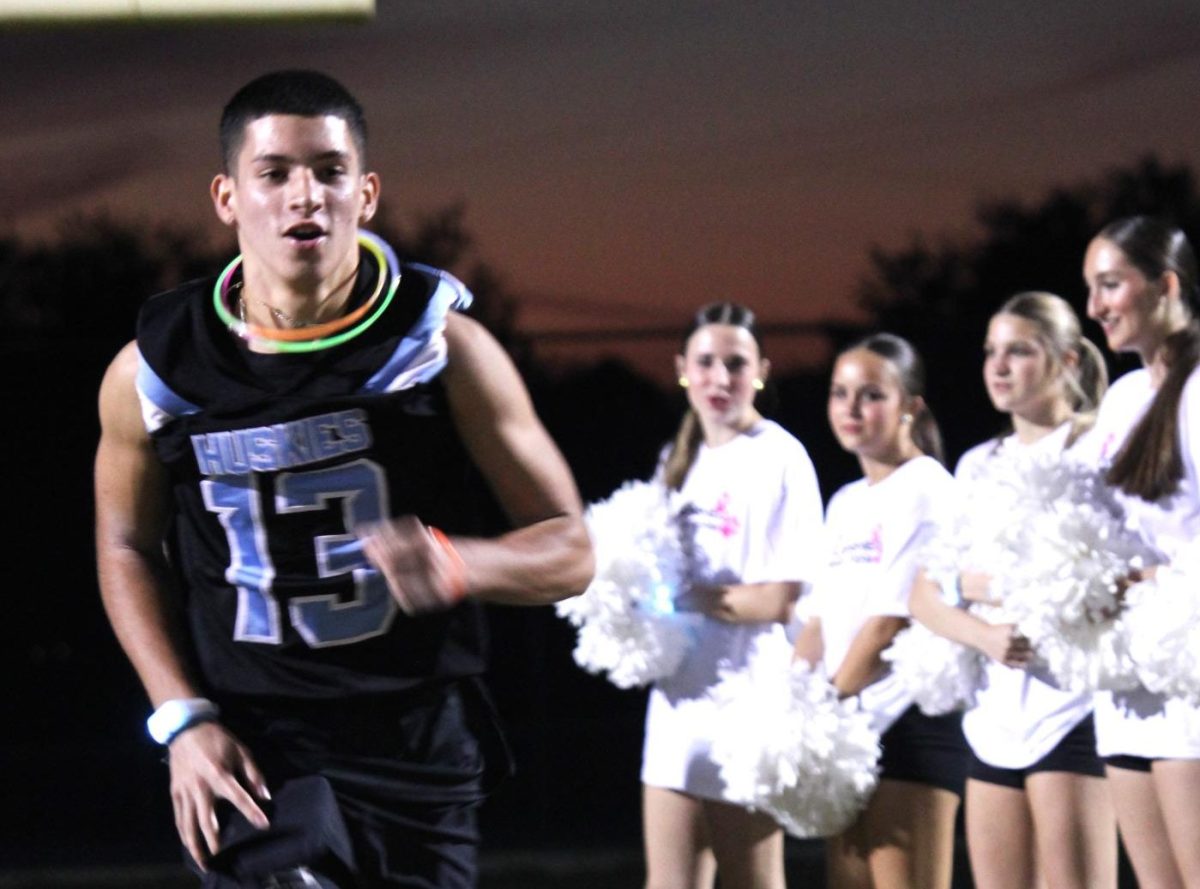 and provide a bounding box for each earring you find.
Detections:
[752,379,765,391]
[678,376,689,389]
[901,412,913,424]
